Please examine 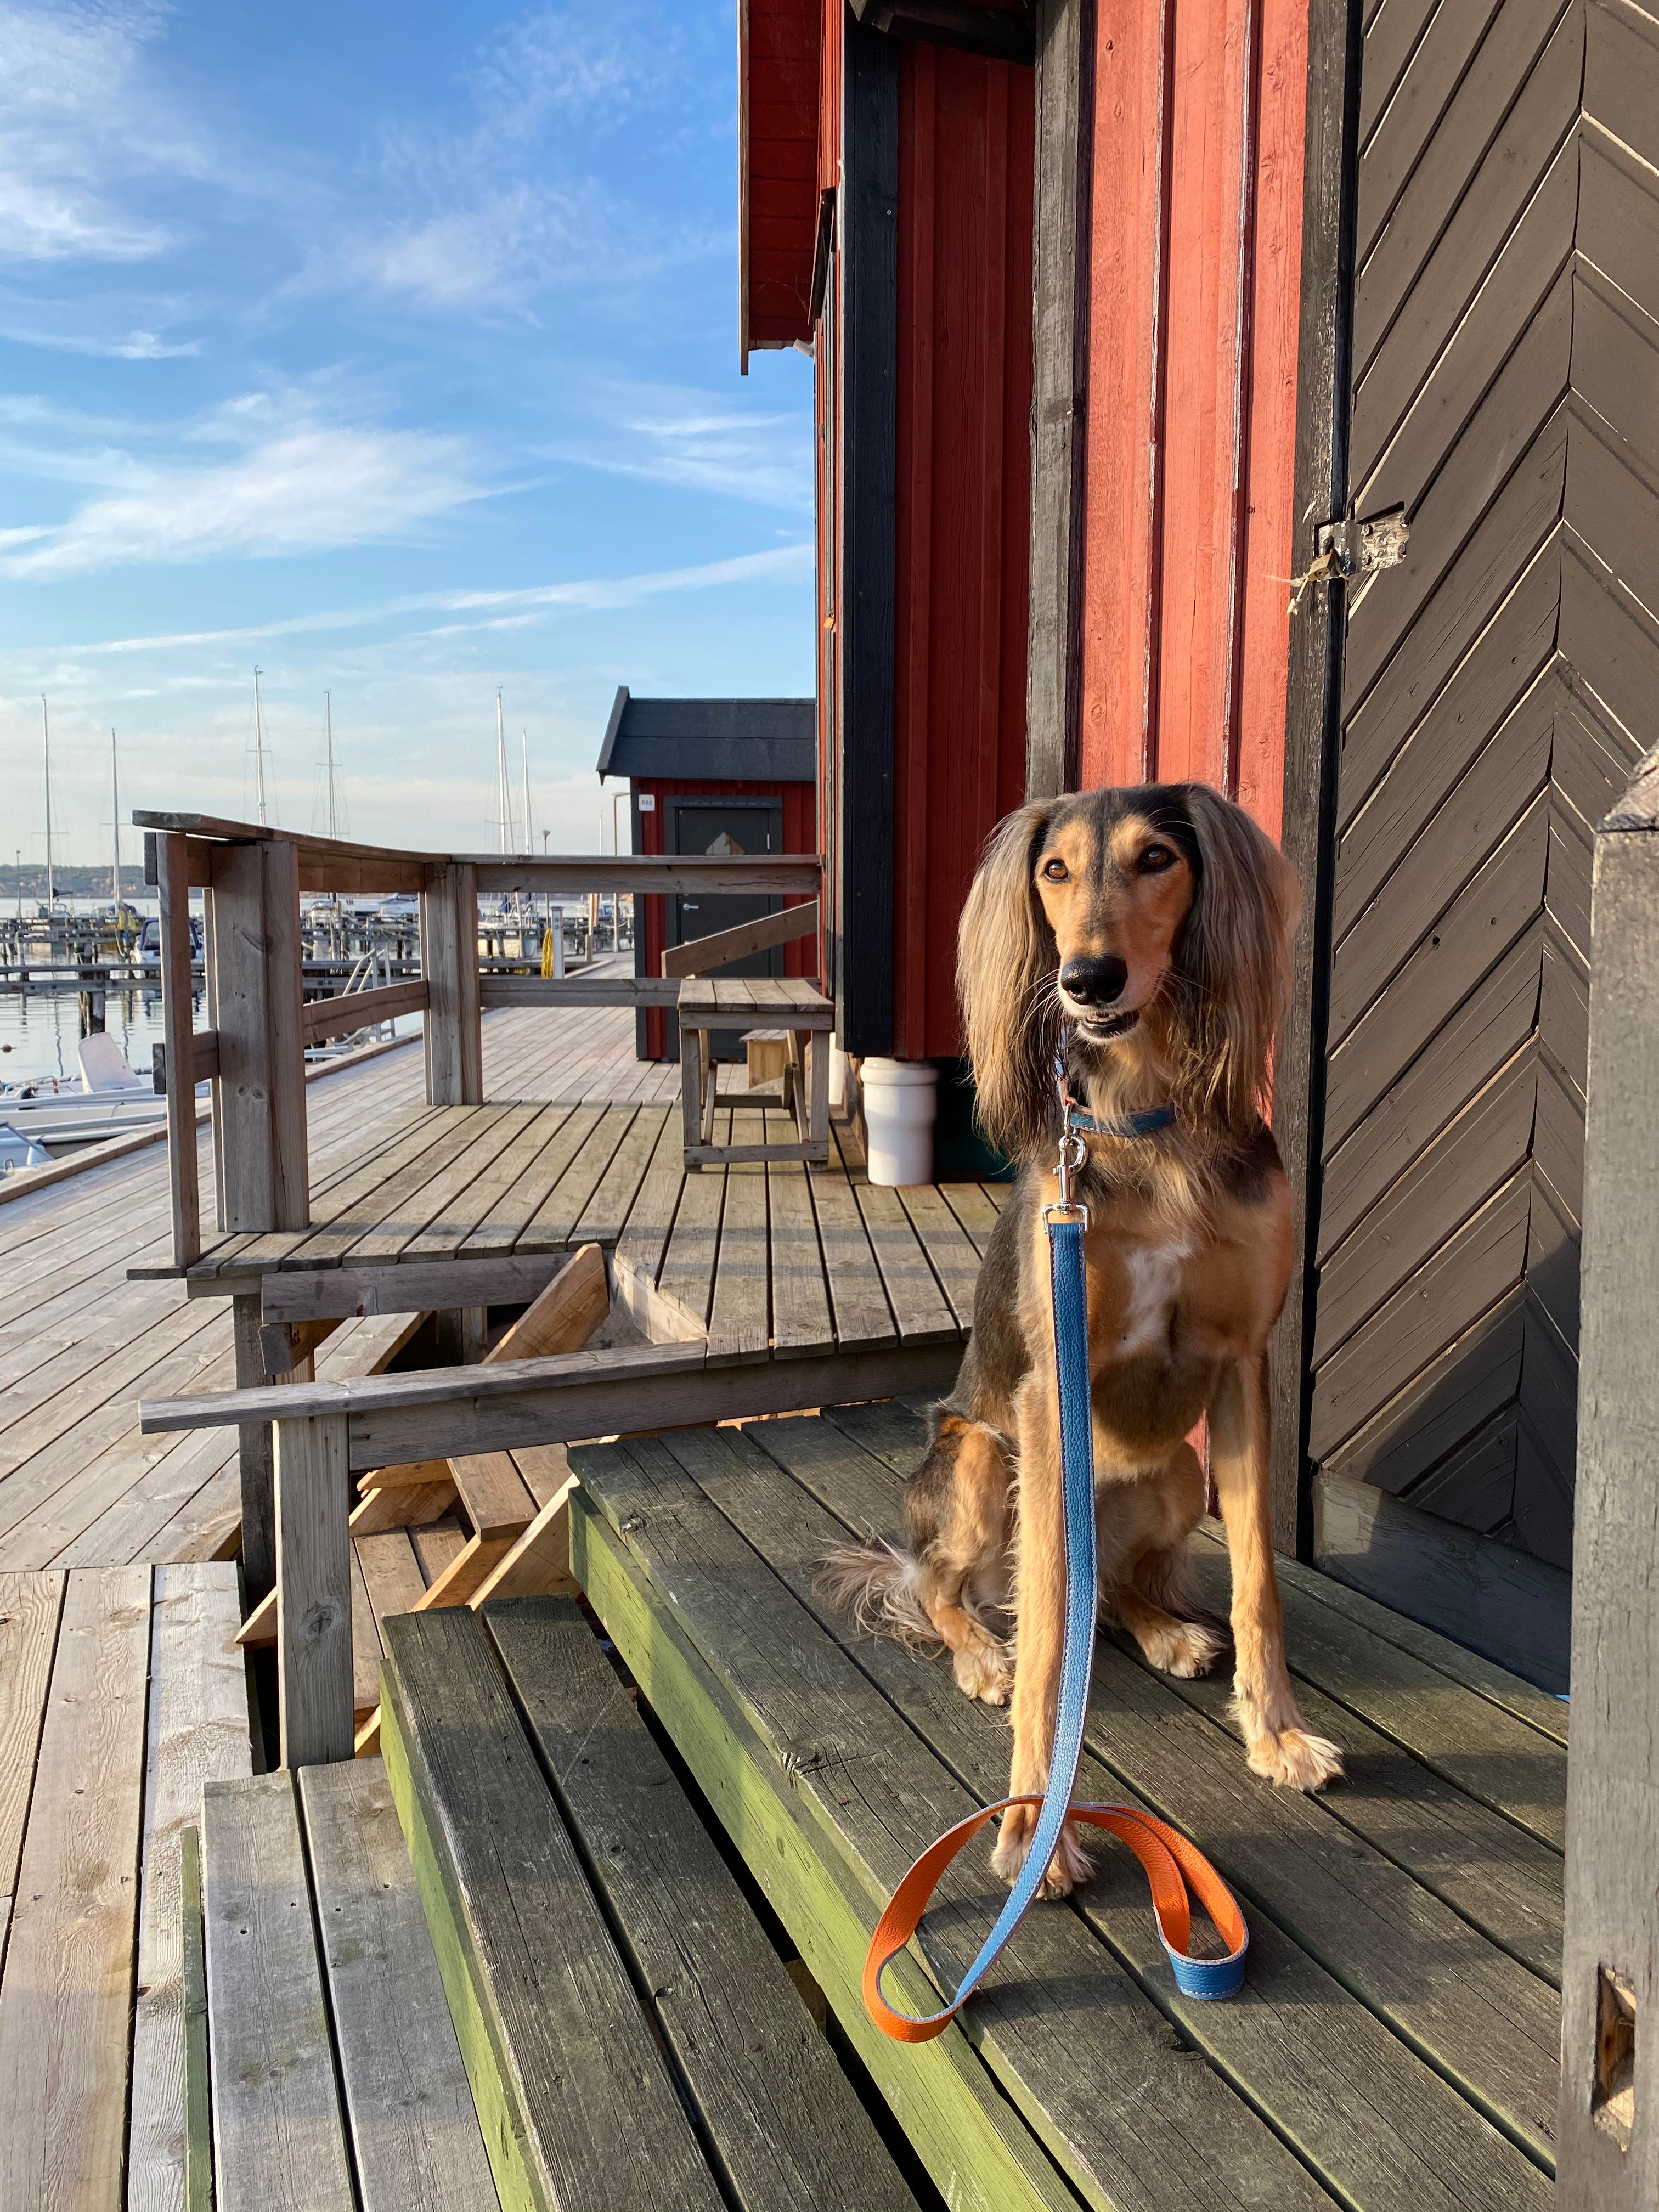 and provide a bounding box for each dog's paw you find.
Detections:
[952,1638,1014,1706]
[990,1803,1092,1898]
[1246,1726,1344,1793]
[1136,1617,1227,1680]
